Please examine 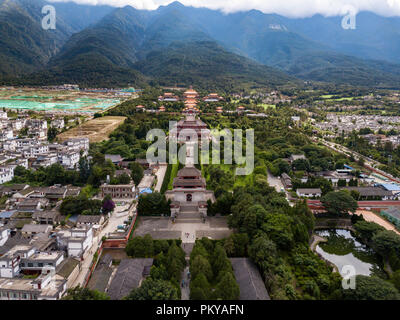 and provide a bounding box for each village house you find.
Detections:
[76,215,105,231]
[51,118,65,129]
[21,224,52,238]
[66,226,93,258]
[32,211,61,225]
[0,227,10,246]
[0,273,67,300]
[340,186,394,200]
[296,188,322,198]
[281,173,293,189]
[0,166,14,184]
[101,184,136,199]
